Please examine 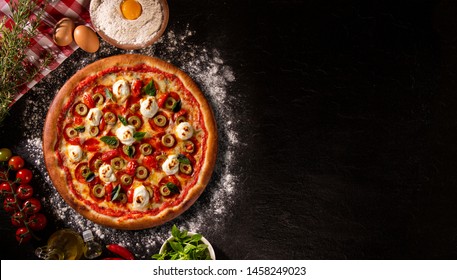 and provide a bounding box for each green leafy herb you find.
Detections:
[100,136,119,147]
[124,145,134,158]
[133,131,146,141]
[74,126,85,132]
[166,182,180,194]
[177,154,190,164]
[152,225,211,260]
[142,80,157,96]
[84,172,95,182]
[118,115,128,126]
[111,185,121,201]
[0,0,53,125]
[172,100,182,112]
[105,88,116,102]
